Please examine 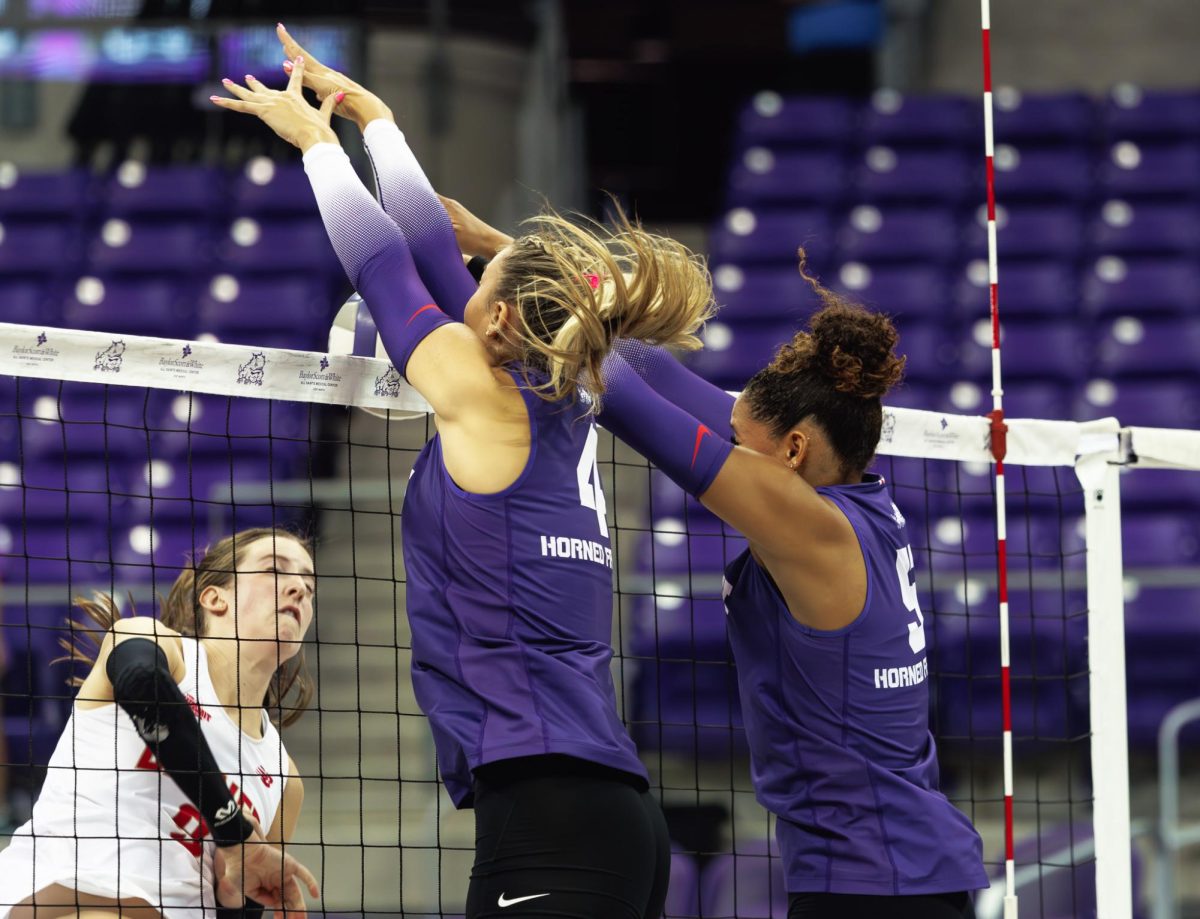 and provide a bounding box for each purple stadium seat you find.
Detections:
[956,320,1091,382]
[630,596,731,657]
[992,89,1095,144]
[0,221,81,275]
[635,530,748,577]
[664,850,702,919]
[926,512,1070,573]
[111,523,205,585]
[1122,513,1200,568]
[1094,317,1200,378]
[1081,257,1200,318]
[87,219,213,274]
[727,148,847,206]
[1097,142,1200,199]
[708,208,833,267]
[1118,467,1200,512]
[931,584,1089,740]
[942,379,1073,420]
[0,168,88,219]
[735,93,857,148]
[229,161,321,216]
[1087,201,1200,257]
[891,321,958,384]
[632,656,744,759]
[152,393,309,443]
[992,146,1093,202]
[860,91,978,146]
[962,205,1085,261]
[1074,378,1200,429]
[216,218,339,274]
[955,260,1077,320]
[853,147,973,205]
[103,164,223,217]
[835,206,959,264]
[1102,86,1200,140]
[1124,583,1200,746]
[685,321,796,388]
[700,838,788,919]
[712,264,821,323]
[0,279,62,326]
[197,274,331,338]
[18,384,157,461]
[647,471,735,533]
[833,262,949,321]
[880,381,938,411]
[62,276,197,338]
[2,523,111,583]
